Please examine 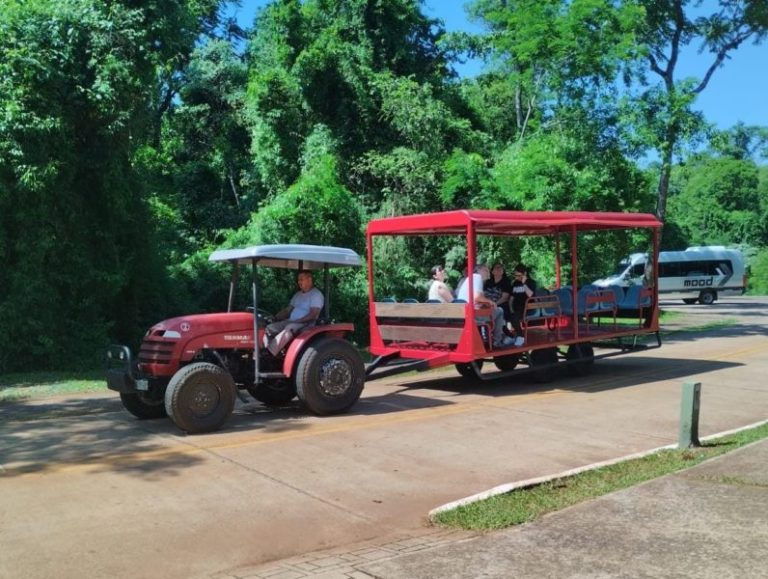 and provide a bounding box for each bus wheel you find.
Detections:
[566,344,594,377]
[494,355,519,372]
[530,348,558,383]
[455,360,483,379]
[682,298,697,305]
[699,290,716,305]
[295,338,365,415]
